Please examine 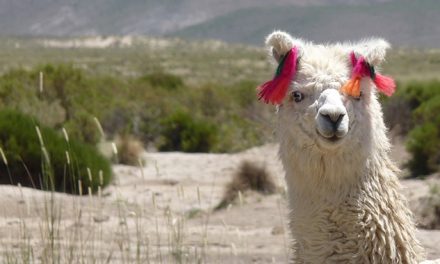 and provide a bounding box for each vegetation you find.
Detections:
[403,81,440,175]
[0,37,438,177]
[159,110,218,153]
[0,36,439,263]
[0,110,111,194]
[414,184,440,229]
[383,80,440,176]
[116,133,145,166]
[0,64,271,154]
[0,37,272,86]
[216,160,277,210]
